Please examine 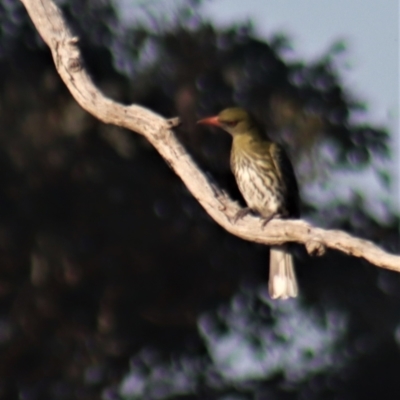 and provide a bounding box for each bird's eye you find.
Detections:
[226,121,238,128]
